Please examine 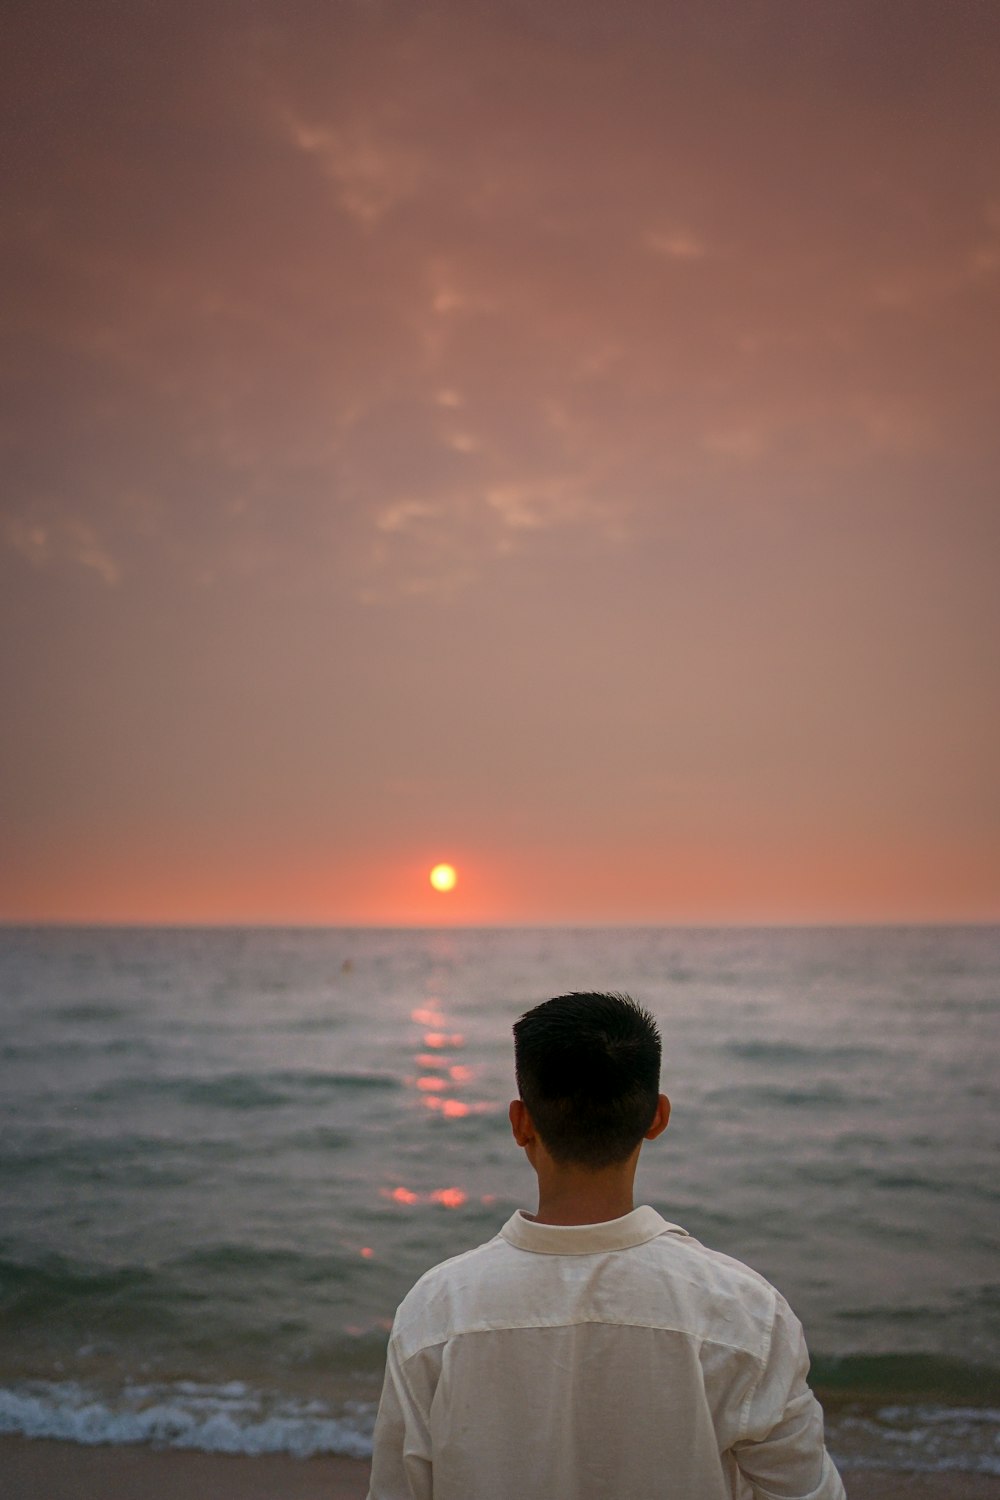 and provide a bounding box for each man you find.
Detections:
[368,992,844,1499]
